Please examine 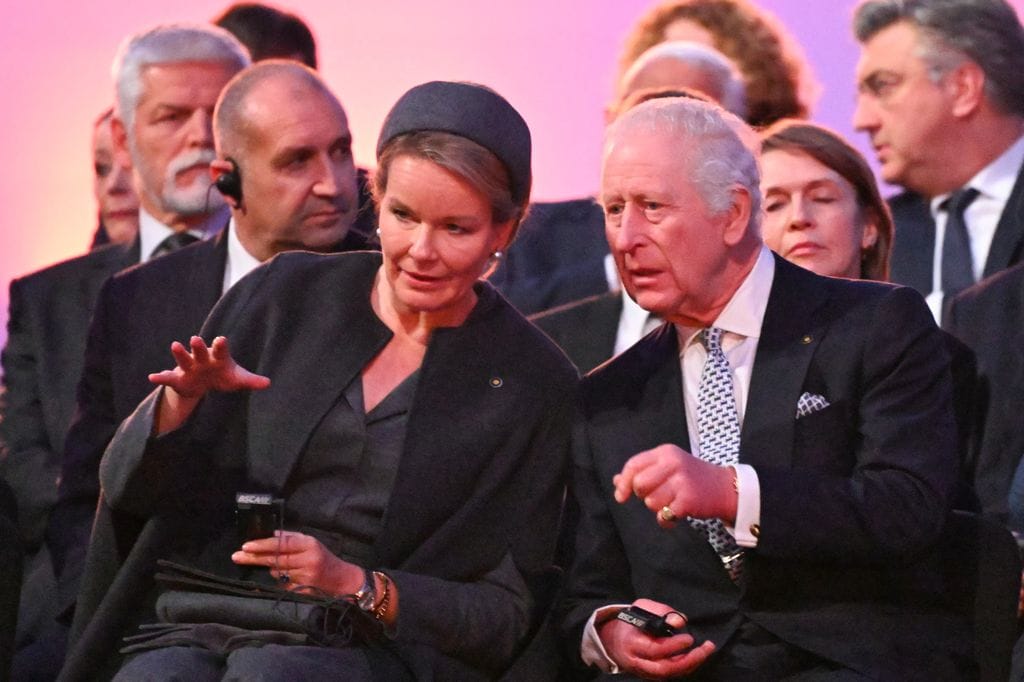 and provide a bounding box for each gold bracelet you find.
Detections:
[371,571,391,621]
